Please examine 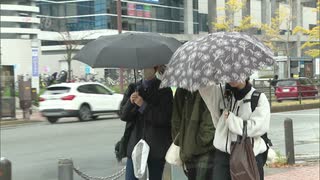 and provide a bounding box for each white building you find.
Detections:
[0,0,41,90]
